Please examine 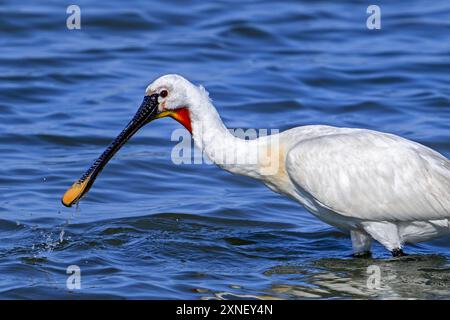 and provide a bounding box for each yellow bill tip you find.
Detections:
[61,177,91,207]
